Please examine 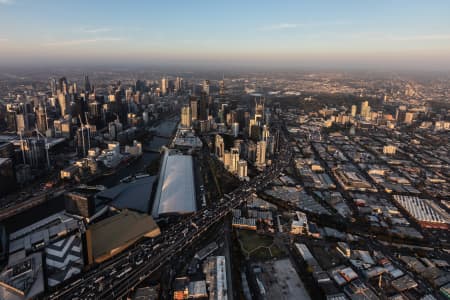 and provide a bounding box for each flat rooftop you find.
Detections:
[0,252,45,300]
[96,176,157,213]
[86,209,160,264]
[152,150,196,218]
